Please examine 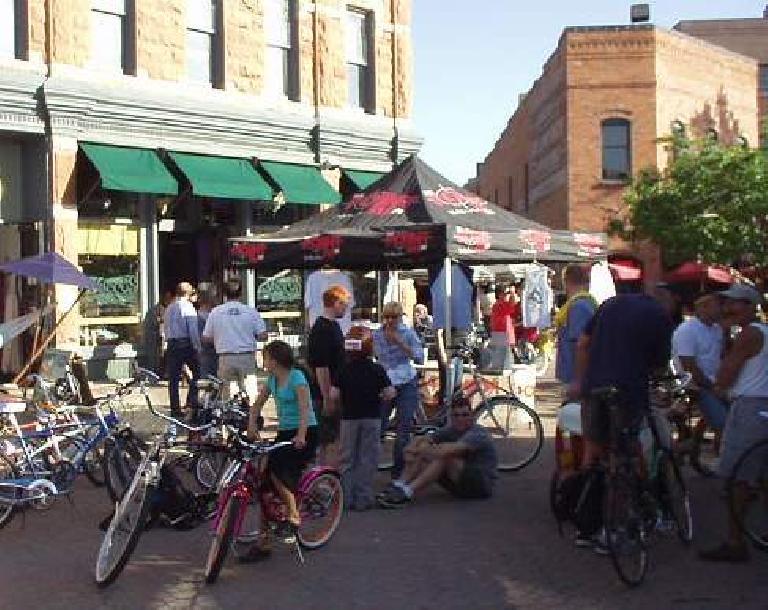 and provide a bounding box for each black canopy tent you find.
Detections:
[229,156,607,339]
